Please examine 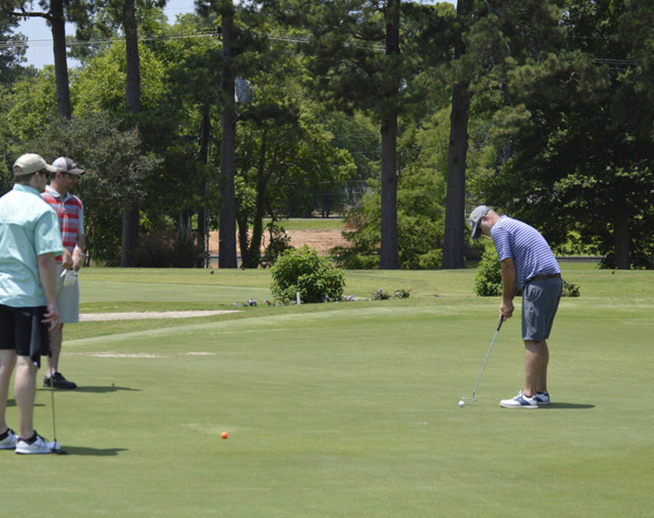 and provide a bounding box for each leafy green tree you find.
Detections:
[235,104,356,268]
[25,111,160,263]
[334,108,450,270]
[0,0,100,118]
[481,0,654,269]
[269,0,455,270]
[78,0,168,266]
[441,0,567,268]
[0,11,28,85]
[152,12,222,265]
[228,24,357,268]
[6,66,58,142]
